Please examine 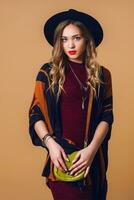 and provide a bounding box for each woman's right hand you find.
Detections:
[46,138,69,172]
